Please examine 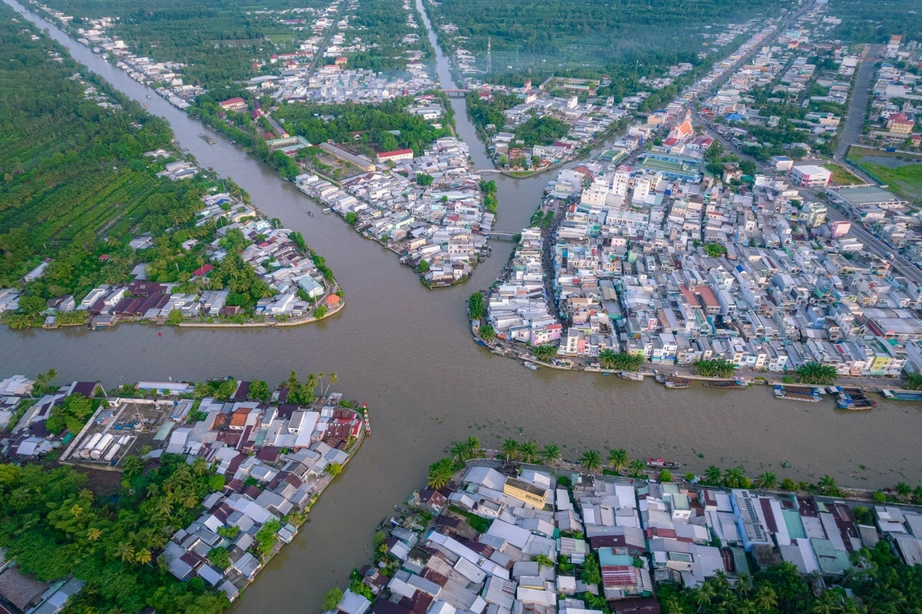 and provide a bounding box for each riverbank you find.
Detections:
[0,372,370,613]
[324,447,922,613]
